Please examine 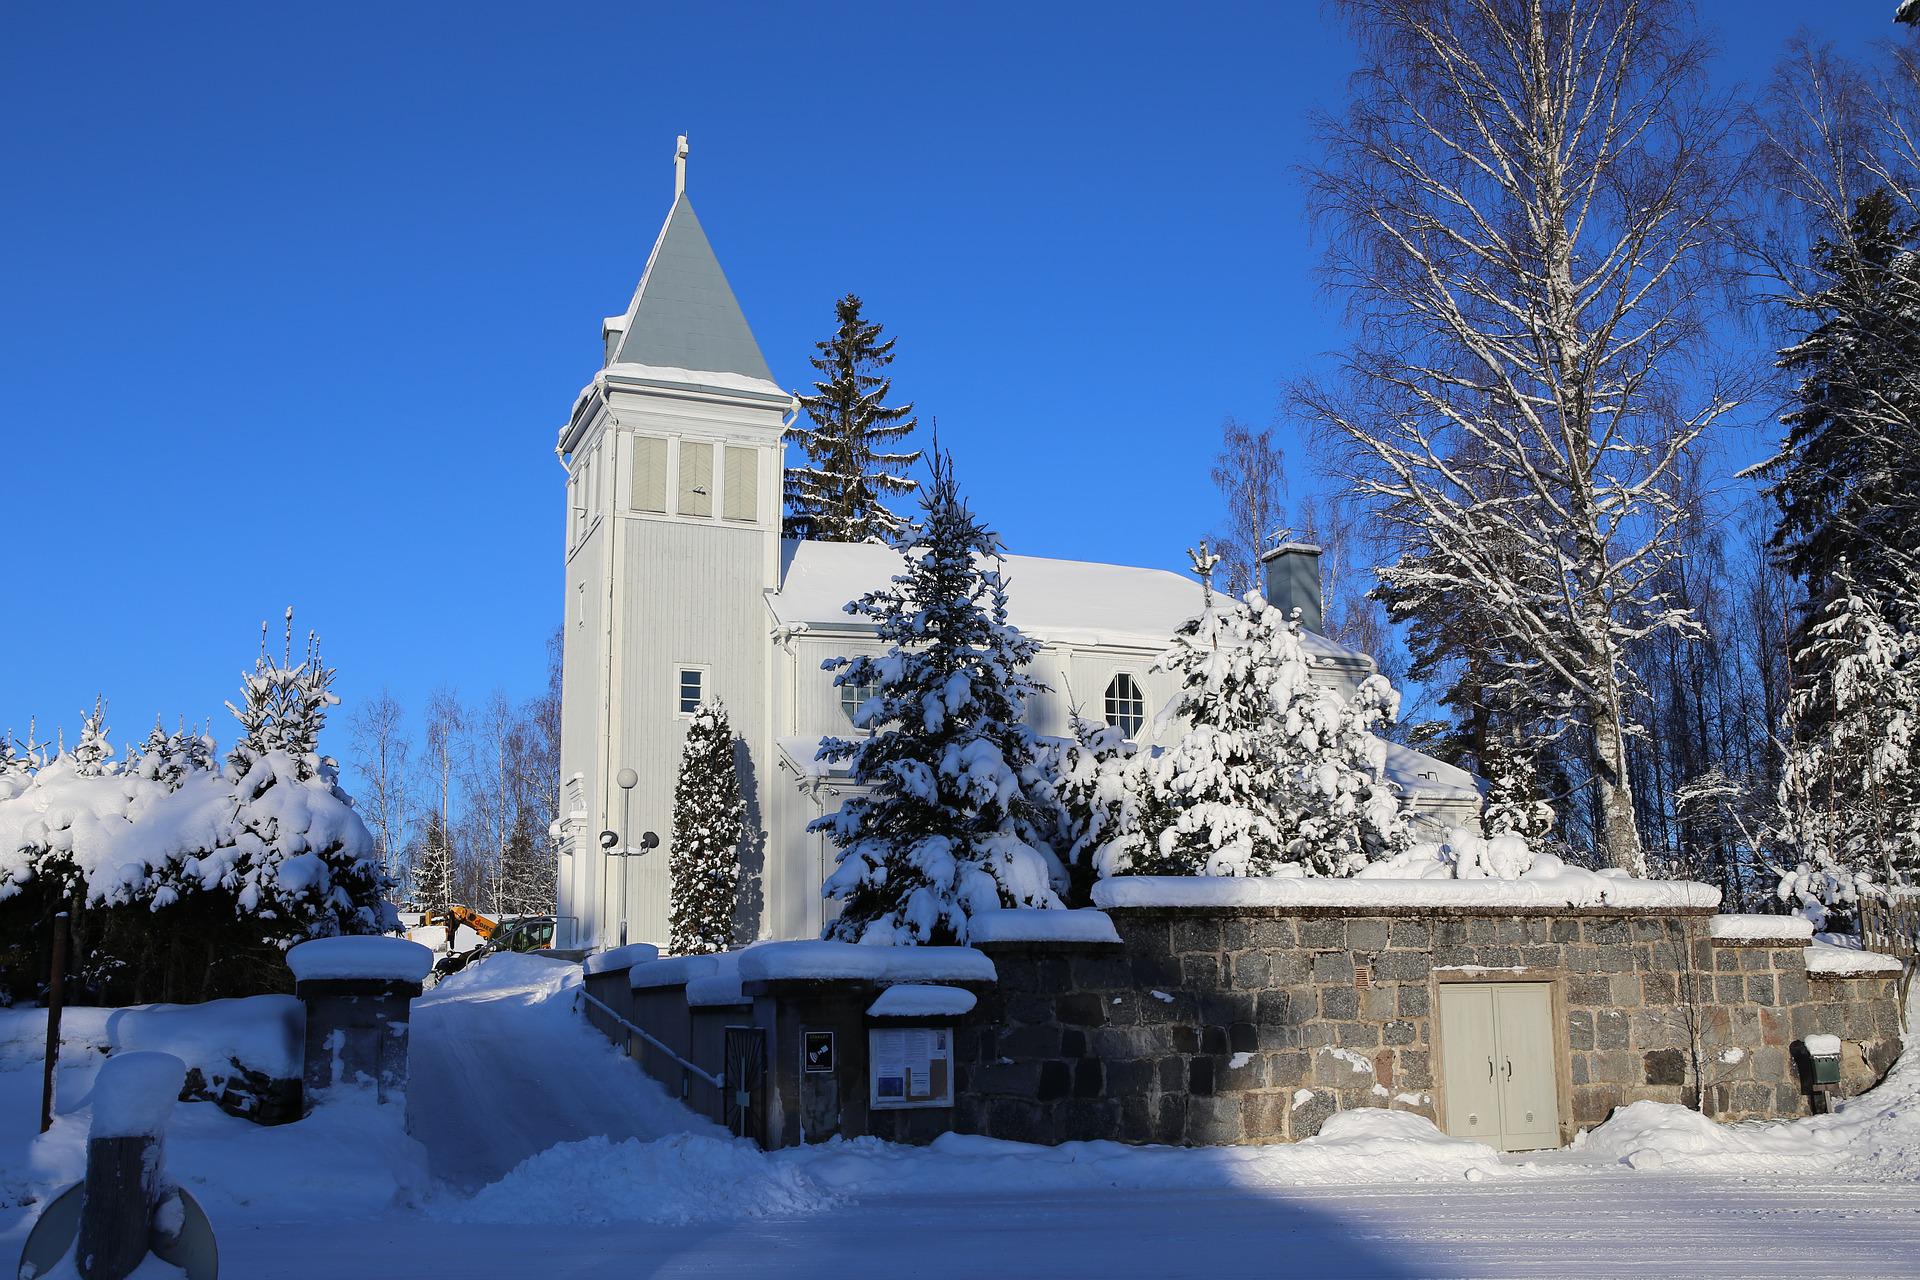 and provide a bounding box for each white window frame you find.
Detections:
[1104,672,1146,740]
[839,676,878,727]
[675,665,709,717]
